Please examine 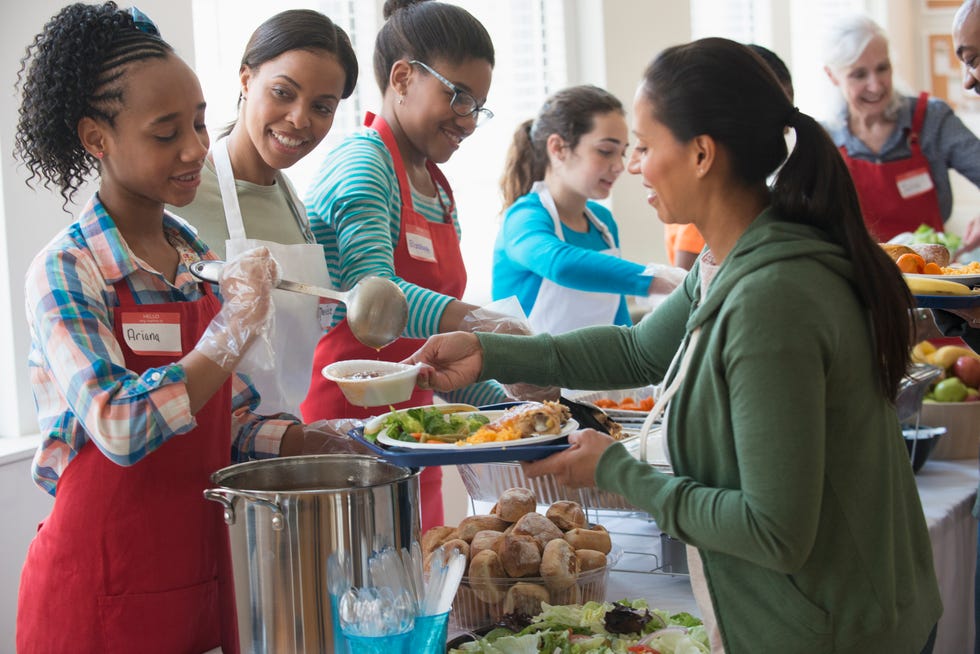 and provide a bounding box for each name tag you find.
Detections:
[120,312,182,356]
[405,222,437,262]
[319,301,339,330]
[896,169,934,199]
